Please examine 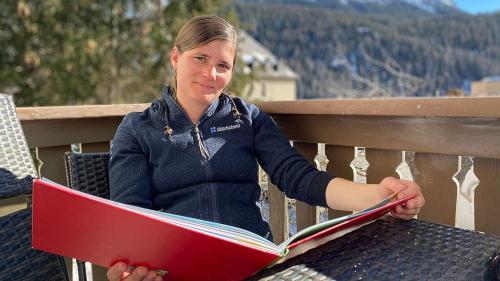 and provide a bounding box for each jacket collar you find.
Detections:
[161,86,221,125]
